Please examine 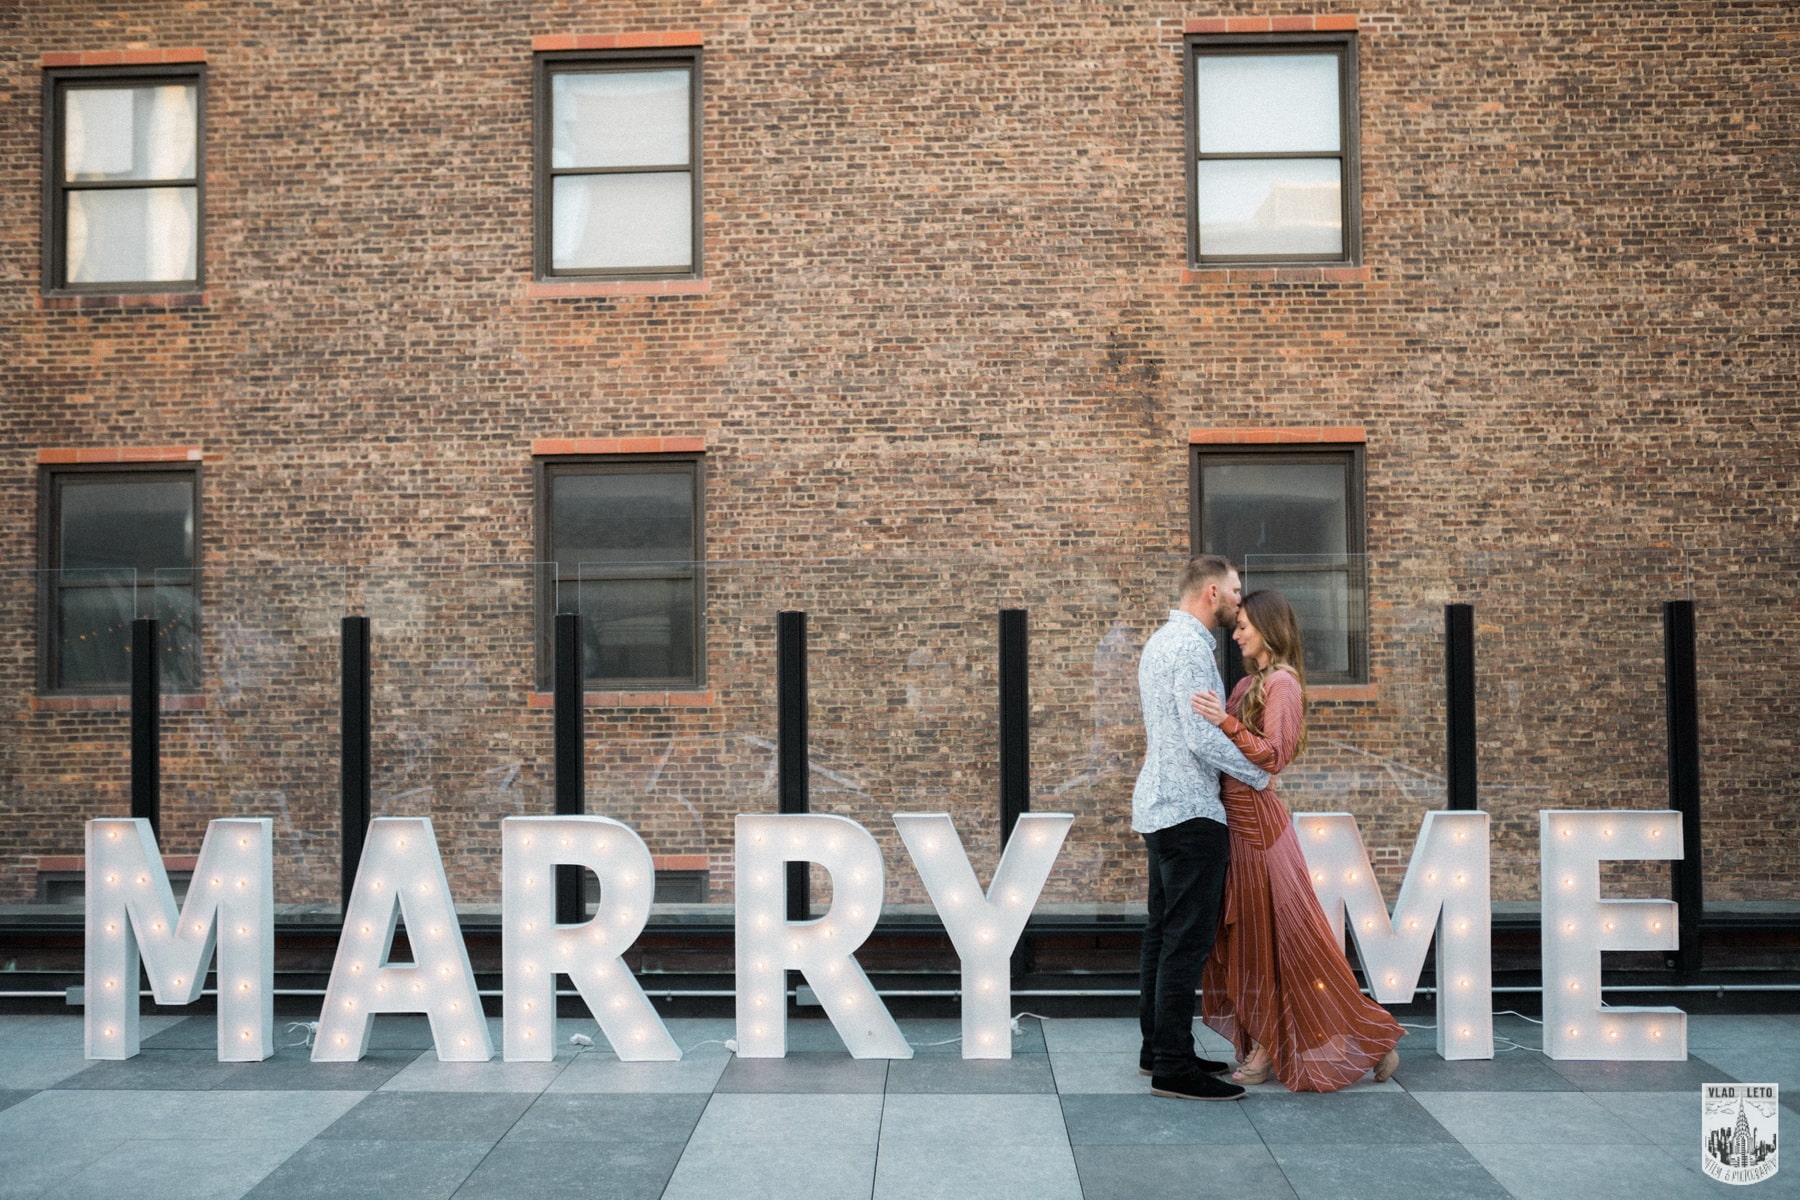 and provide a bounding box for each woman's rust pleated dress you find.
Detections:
[1200,668,1404,1092]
